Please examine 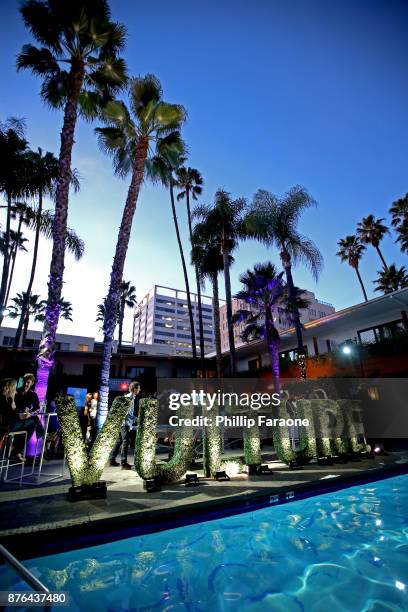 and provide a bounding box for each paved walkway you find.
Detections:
[0,450,407,541]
